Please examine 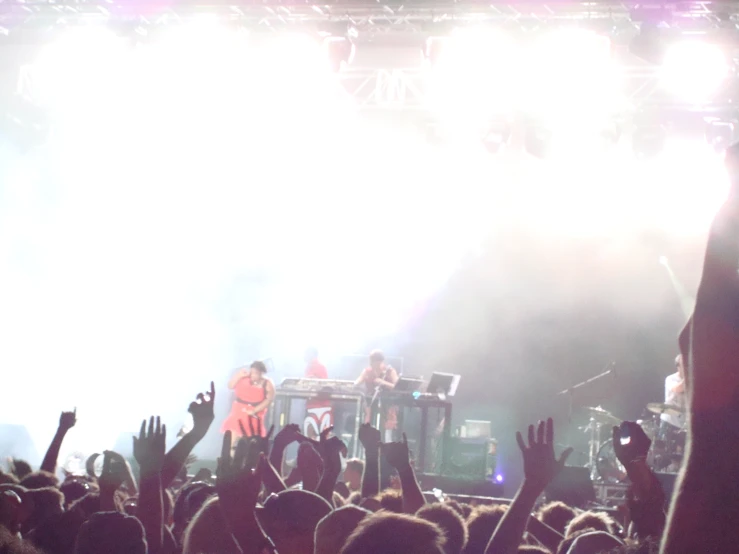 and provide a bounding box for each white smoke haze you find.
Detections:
[0,29,726,467]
